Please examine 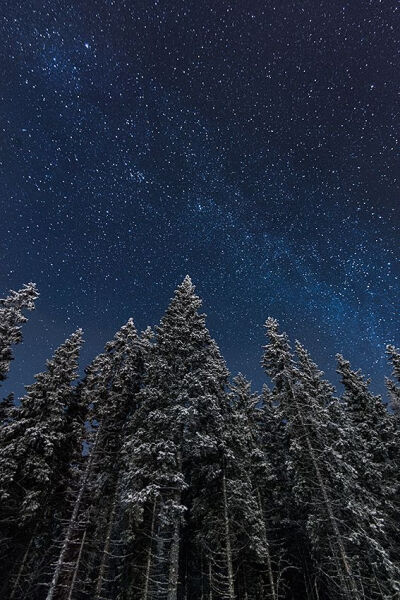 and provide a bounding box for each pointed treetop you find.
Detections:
[174,274,195,296]
[174,274,195,292]
[295,340,315,363]
[264,316,279,333]
[262,317,293,385]
[118,317,138,336]
[159,275,202,330]
[182,274,193,286]
[72,327,83,338]
[386,345,400,381]
[42,329,83,378]
[336,353,389,423]
[58,328,84,349]
[18,329,83,422]
[141,325,154,343]
[104,319,141,356]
